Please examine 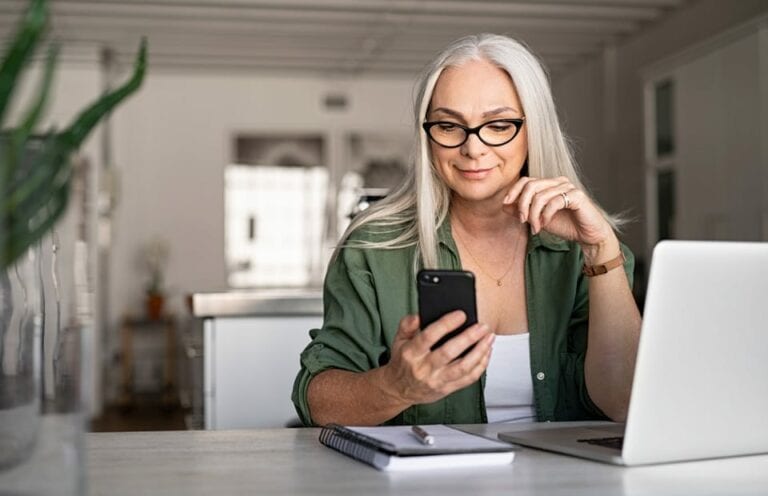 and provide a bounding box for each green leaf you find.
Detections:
[1,45,59,188]
[0,0,48,127]
[61,37,147,151]
[0,178,69,269]
[15,45,58,145]
[1,134,66,212]
[0,134,70,268]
